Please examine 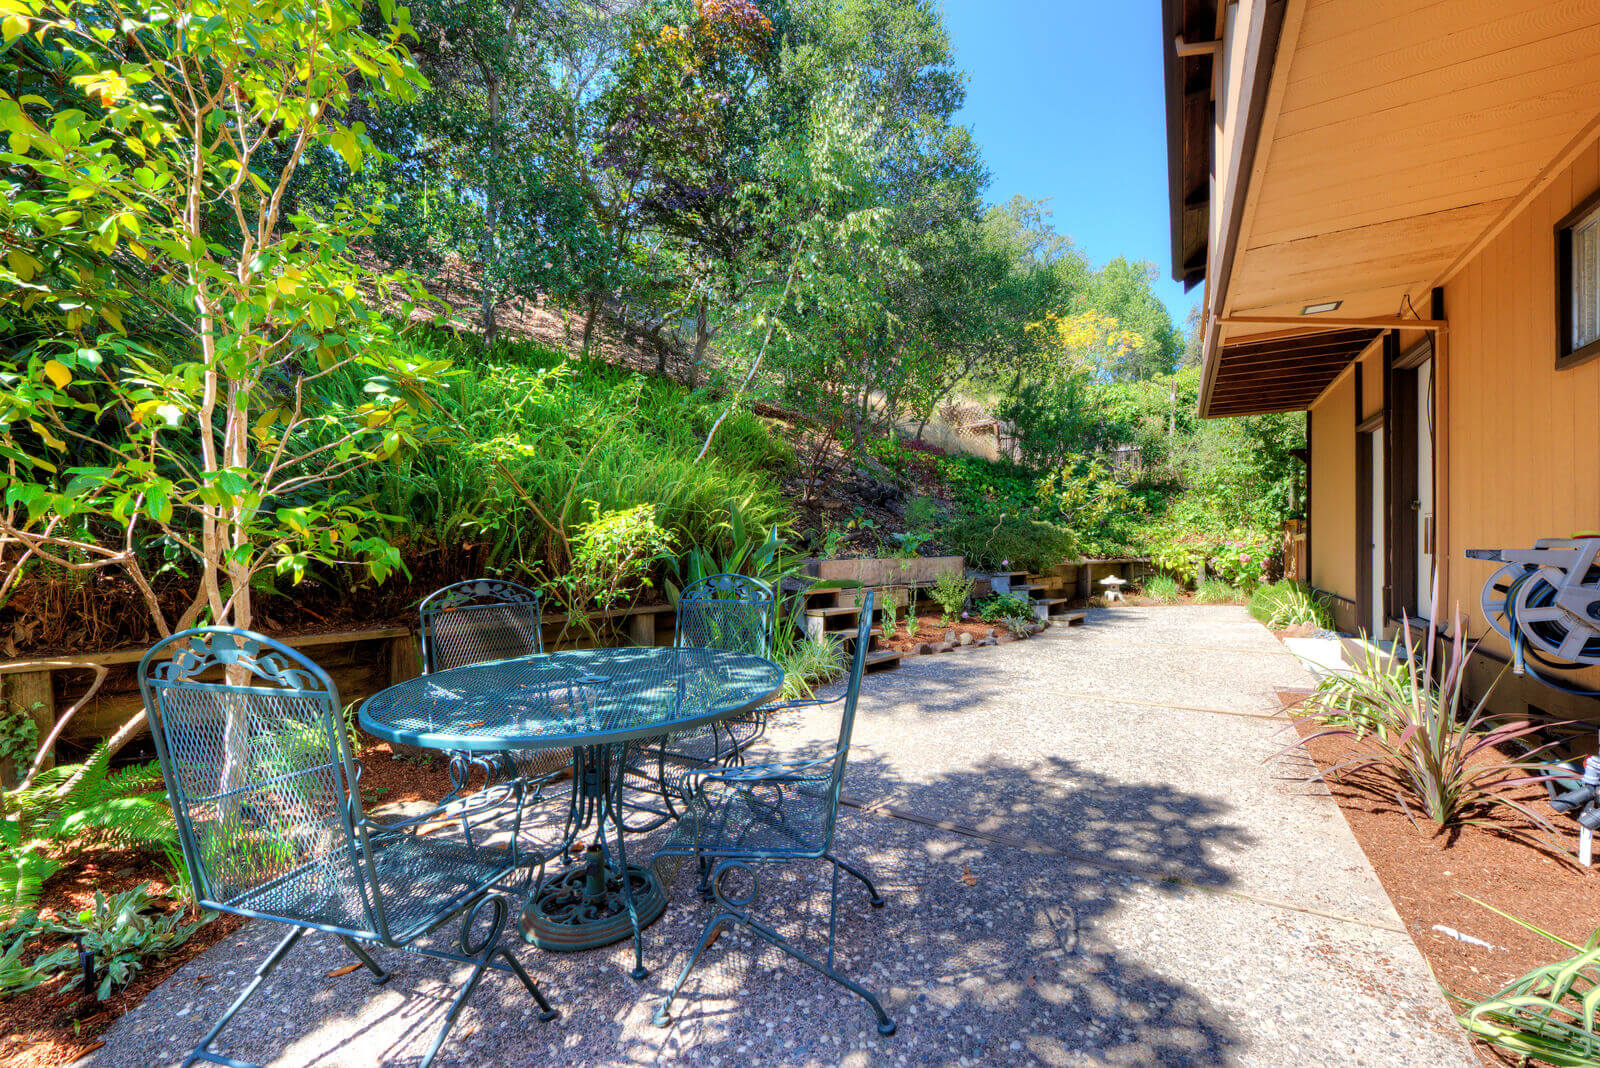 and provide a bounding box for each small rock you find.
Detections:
[957,632,973,646]
[916,642,936,655]
[985,627,997,639]
[979,637,997,647]
[943,629,957,643]
[932,641,955,653]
